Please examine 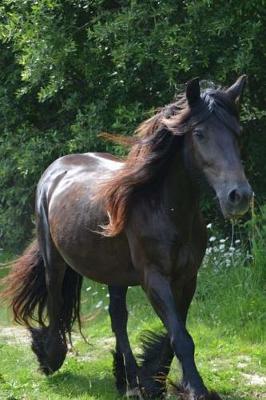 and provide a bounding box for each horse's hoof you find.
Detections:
[169,383,222,399]
[39,364,54,376]
[126,387,144,399]
[30,327,67,375]
[138,374,166,399]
